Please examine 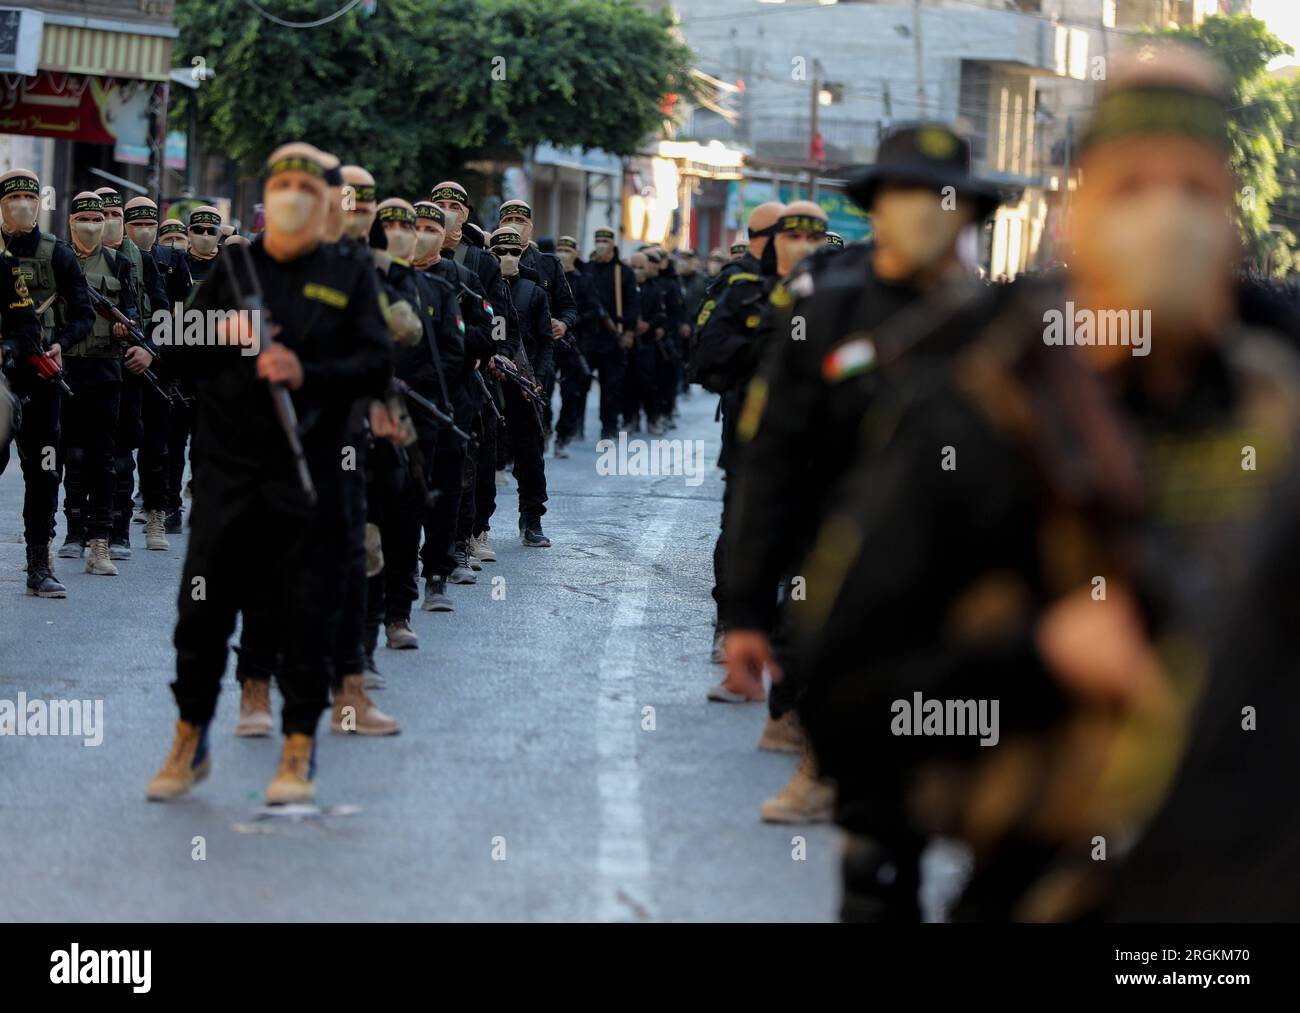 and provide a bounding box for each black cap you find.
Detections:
[847,123,1001,220]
